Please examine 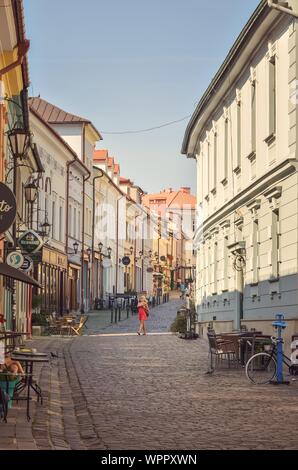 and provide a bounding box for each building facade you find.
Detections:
[182,0,298,339]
